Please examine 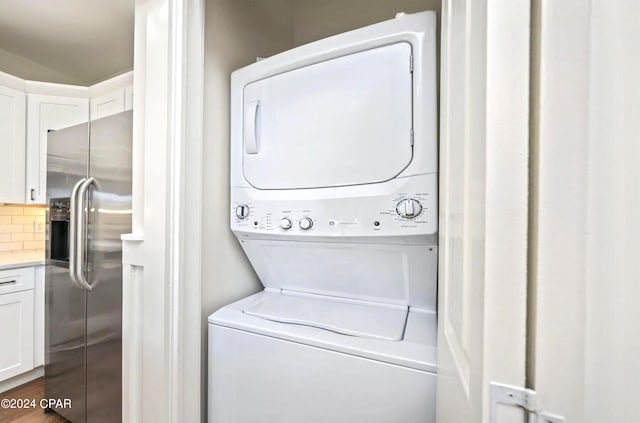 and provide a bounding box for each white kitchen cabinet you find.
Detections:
[0,84,26,203]
[33,266,44,367]
[0,290,34,382]
[26,94,89,204]
[0,267,35,295]
[90,88,126,120]
[89,70,133,120]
